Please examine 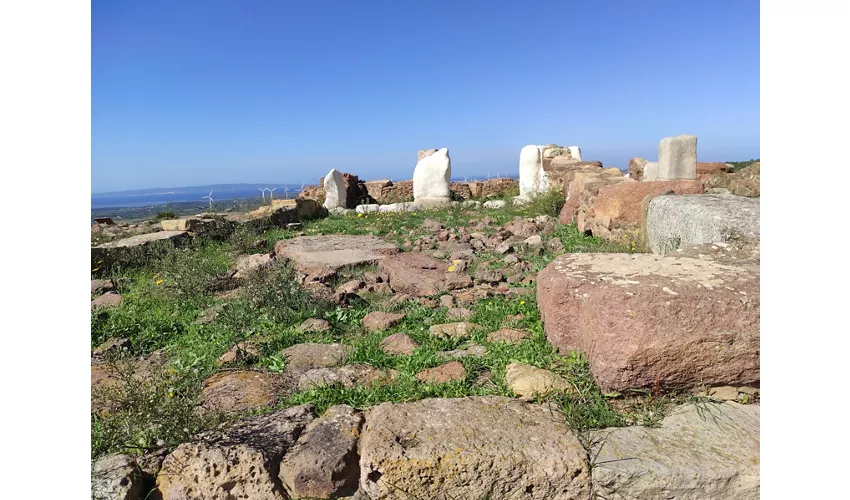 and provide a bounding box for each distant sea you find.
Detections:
[91,177,514,210]
[91,184,304,209]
